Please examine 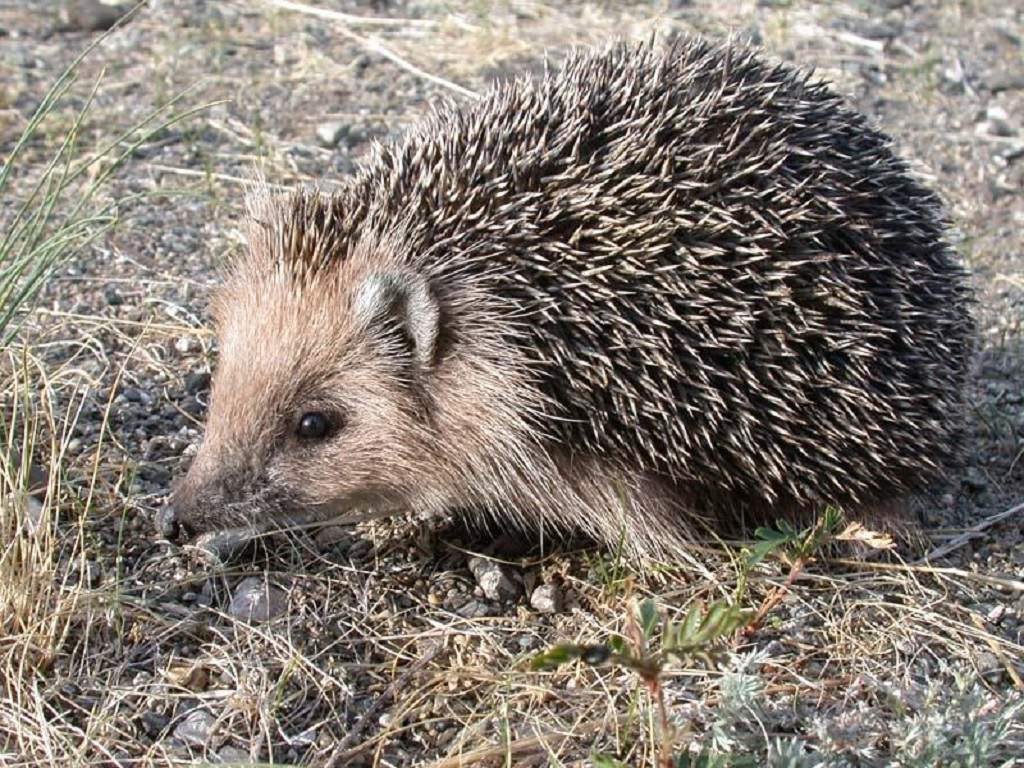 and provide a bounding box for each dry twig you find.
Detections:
[262,0,478,99]
[263,0,440,28]
[325,643,444,766]
[917,501,1024,563]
